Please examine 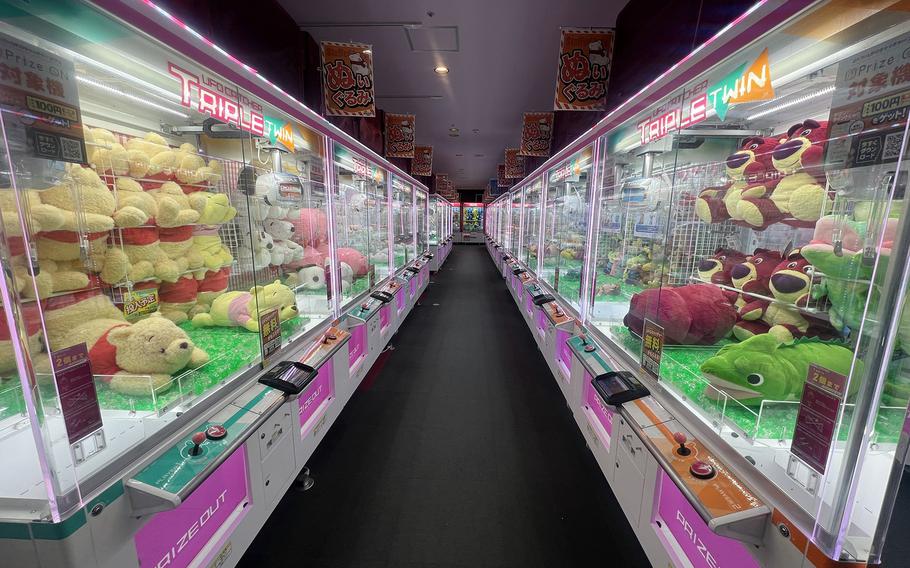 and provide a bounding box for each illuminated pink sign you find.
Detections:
[169,62,265,136]
[638,94,707,145]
